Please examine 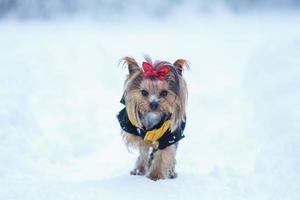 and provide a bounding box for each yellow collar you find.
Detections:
[143,120,171,149]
